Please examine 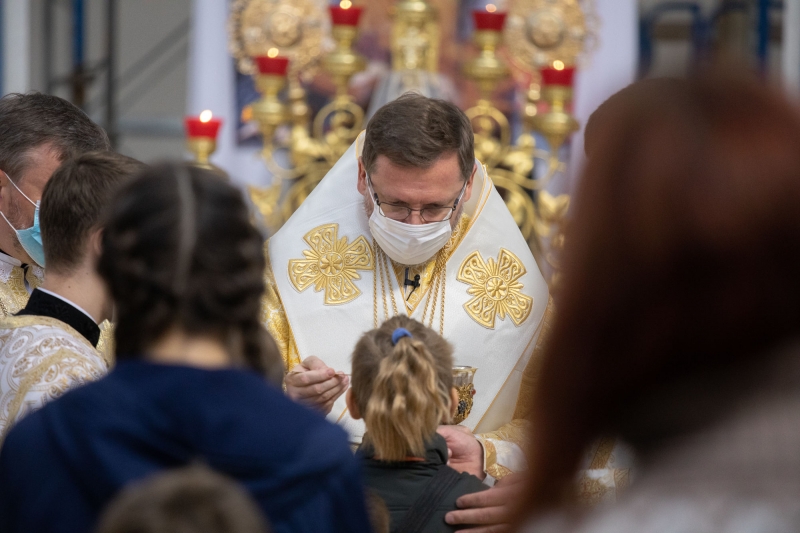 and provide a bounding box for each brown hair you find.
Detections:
[363,93,474,181]
[98,163,283,383]
[0,93,110,181]
[351,316,454,461]
[41,152,146,274]
[95,464,270,533]
[522,74,800,512]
